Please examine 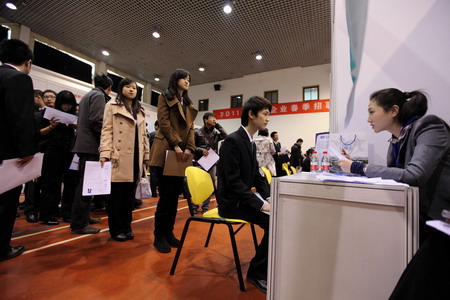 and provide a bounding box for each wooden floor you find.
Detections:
[0,196,266,300]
